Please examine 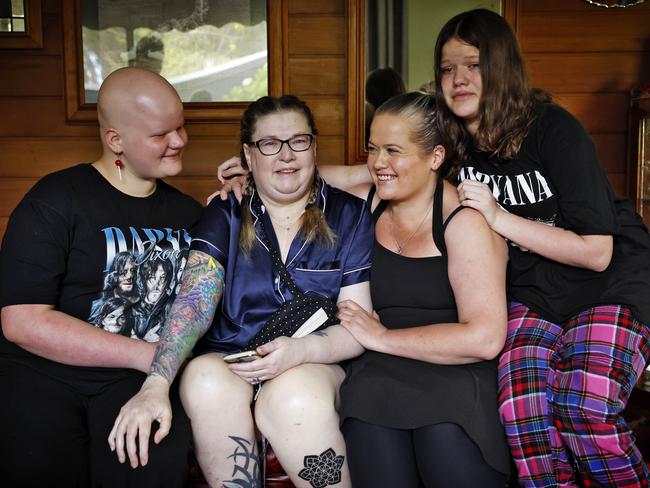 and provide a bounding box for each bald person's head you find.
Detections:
[95,67,187,184]
[98,67,181,130]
